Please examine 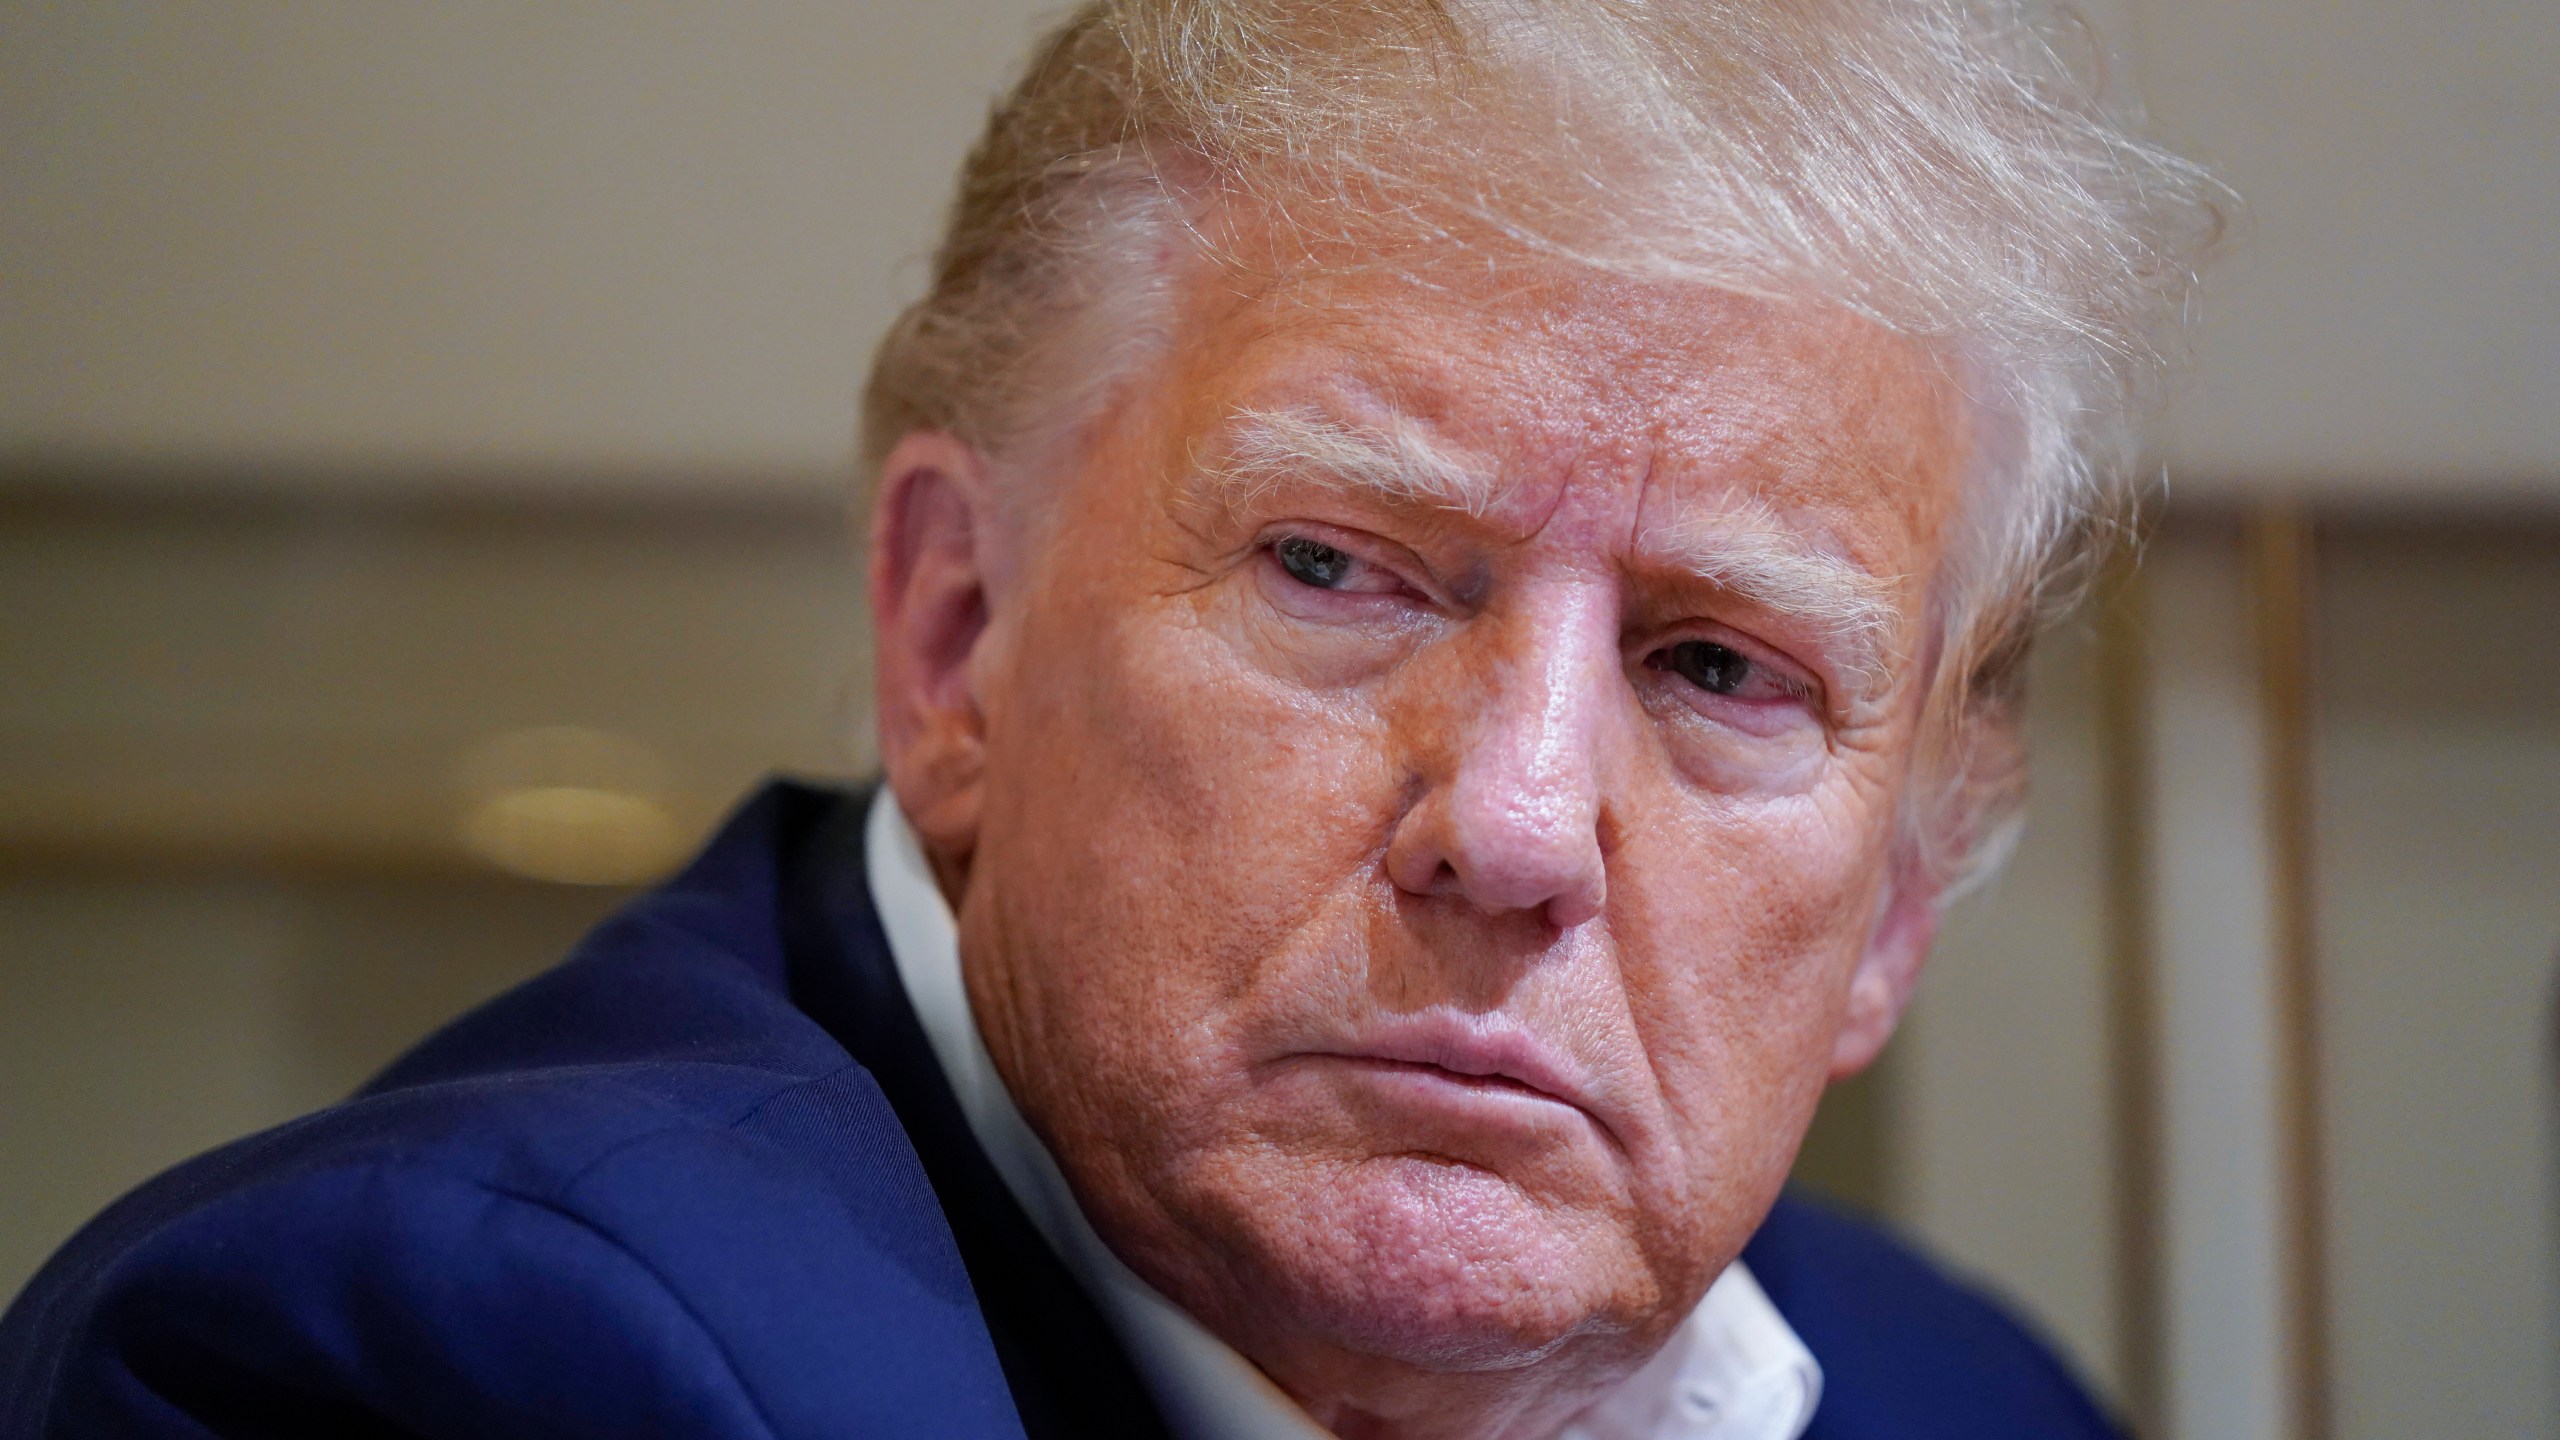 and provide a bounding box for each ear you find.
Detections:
[1828,865,1940,1077]
[869,431,1001,876]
